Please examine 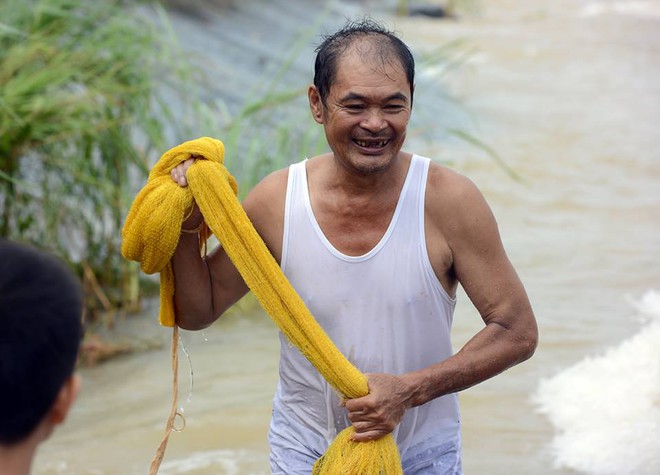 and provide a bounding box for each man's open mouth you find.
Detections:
[353,139,390,149]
